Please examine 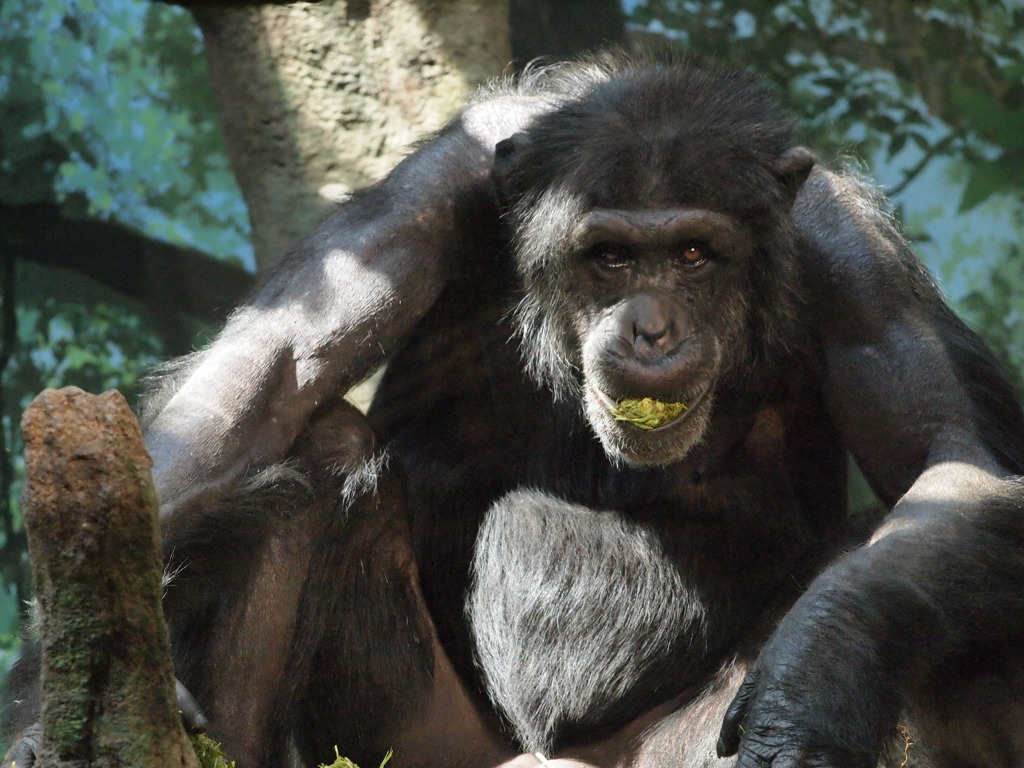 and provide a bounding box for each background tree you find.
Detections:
[192,0,625,269]
[192,1,510,269]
